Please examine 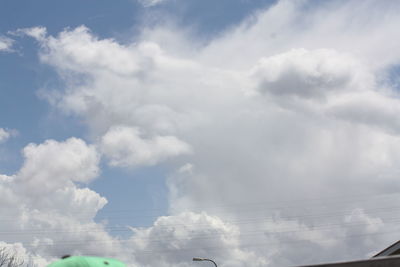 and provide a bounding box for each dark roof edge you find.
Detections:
[373,240,400,257]
[296,254,400,267]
